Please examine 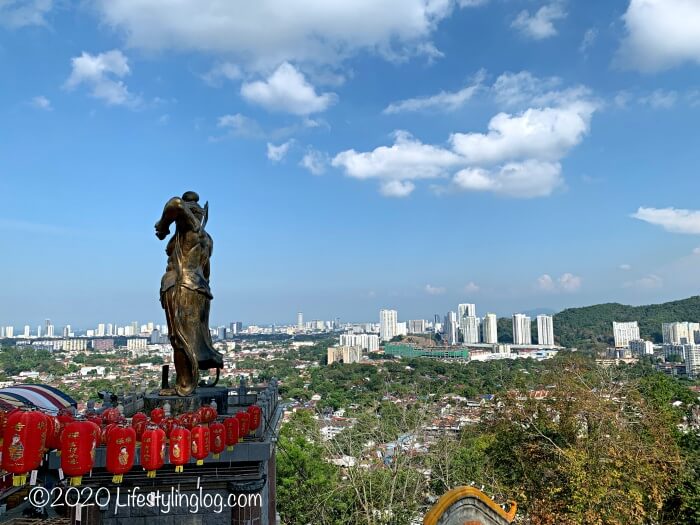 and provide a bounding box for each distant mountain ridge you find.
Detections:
[552,295,700,348]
